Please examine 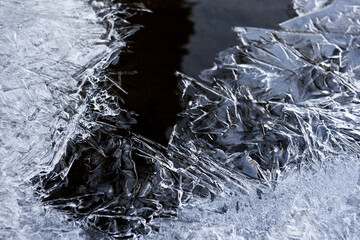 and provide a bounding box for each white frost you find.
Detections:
[0,0,115,239]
